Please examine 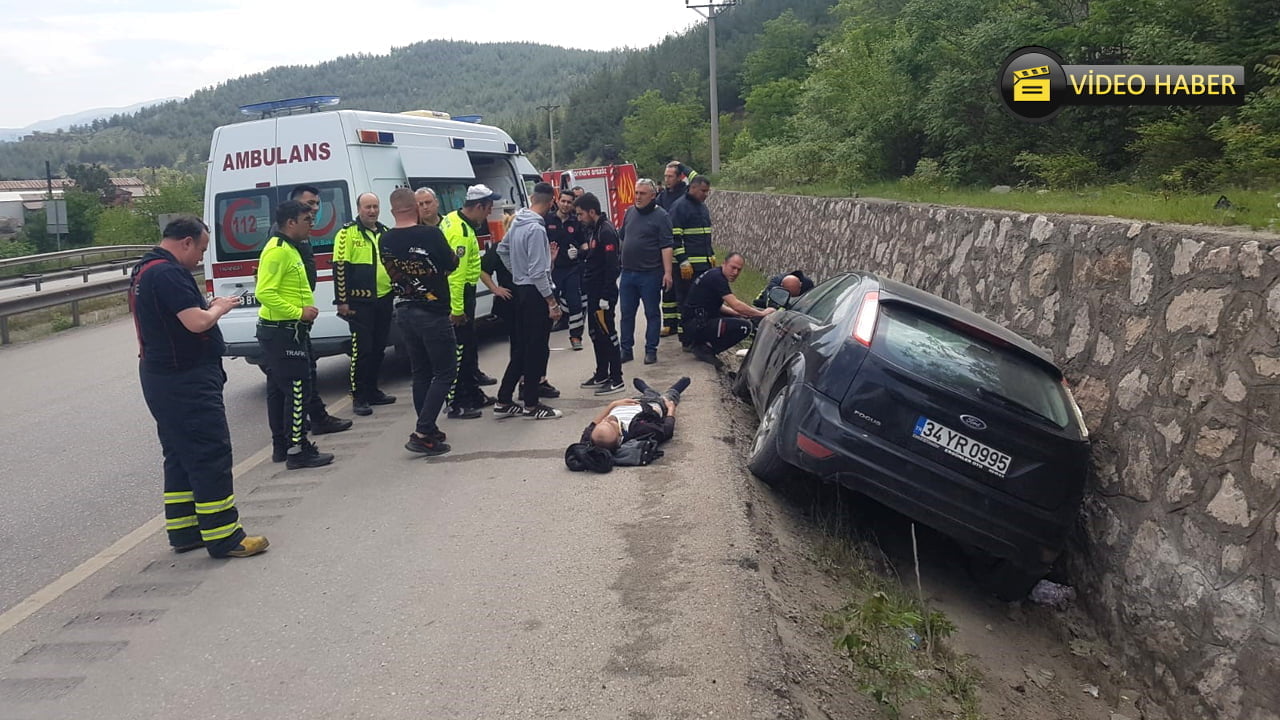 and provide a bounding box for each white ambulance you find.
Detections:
[201,96,542,364]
